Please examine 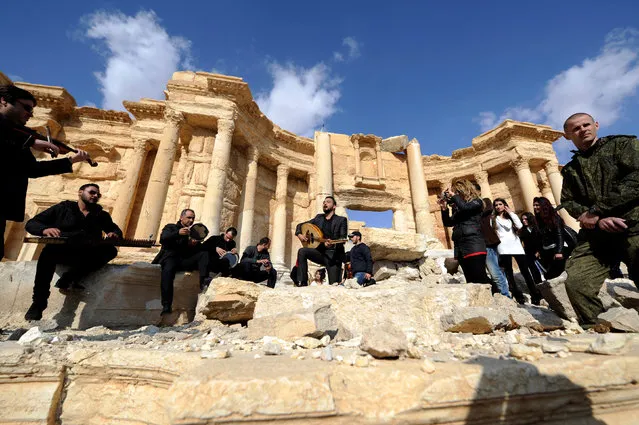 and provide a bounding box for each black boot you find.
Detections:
[161,305,172,315]
[25,303,45,321]
[54,273,73,290]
